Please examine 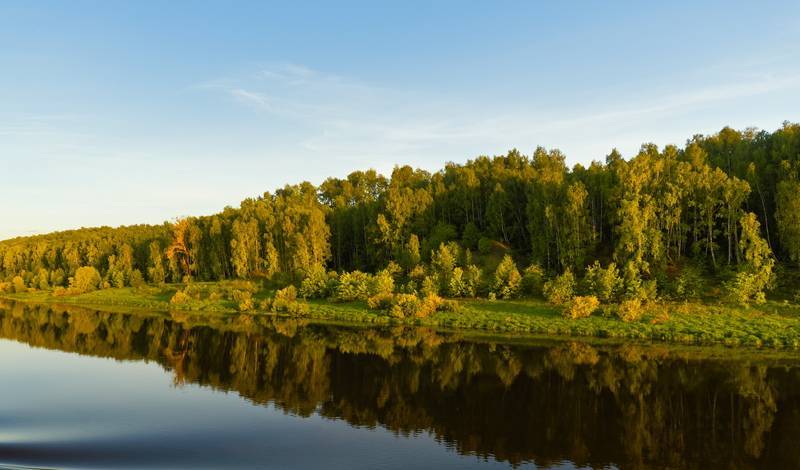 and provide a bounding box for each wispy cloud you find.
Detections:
[197,62,800,166]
